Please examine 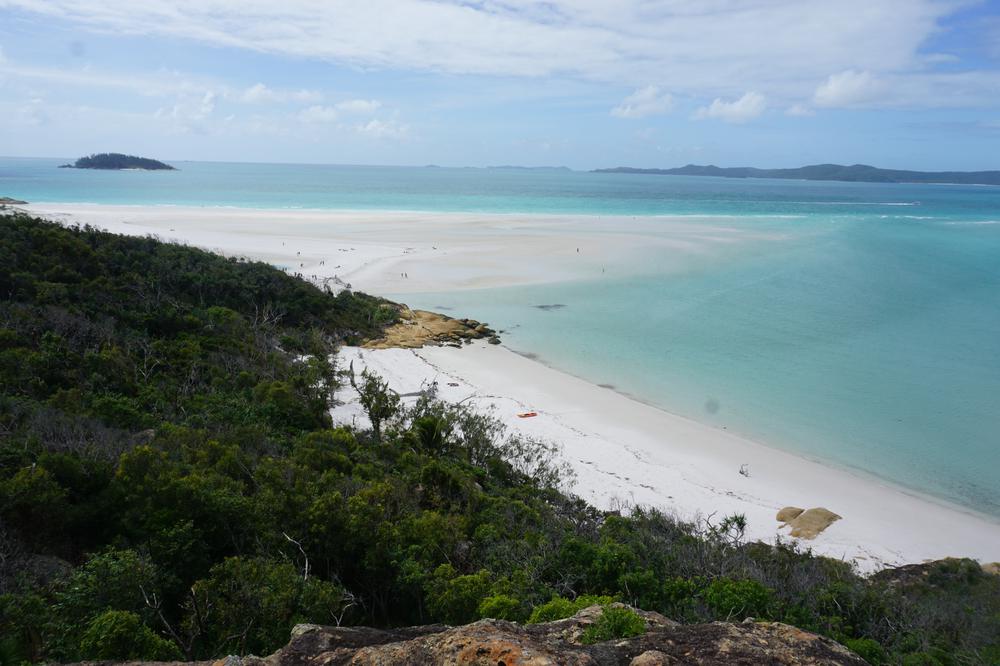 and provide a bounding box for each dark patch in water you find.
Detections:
[434,305,454,311]
[517,351,541,360]
[534,303,567,311]
[598,383,616,390]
